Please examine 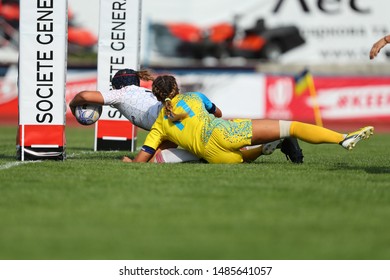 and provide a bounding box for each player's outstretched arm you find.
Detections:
[69,91,104,115]
[122,150,153,163]
[370,35,390,60]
